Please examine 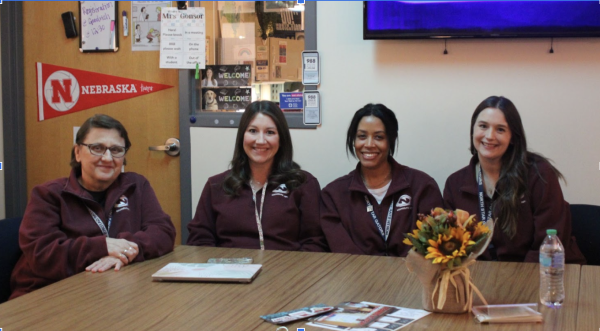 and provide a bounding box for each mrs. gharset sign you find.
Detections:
[36,62,173,121]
